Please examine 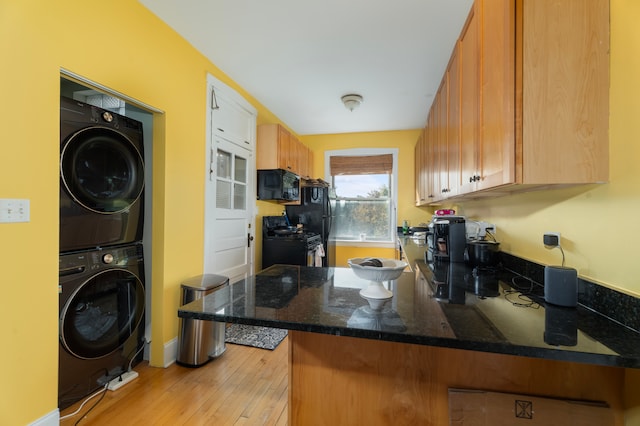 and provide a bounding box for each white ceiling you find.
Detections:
[139,0,473,135]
